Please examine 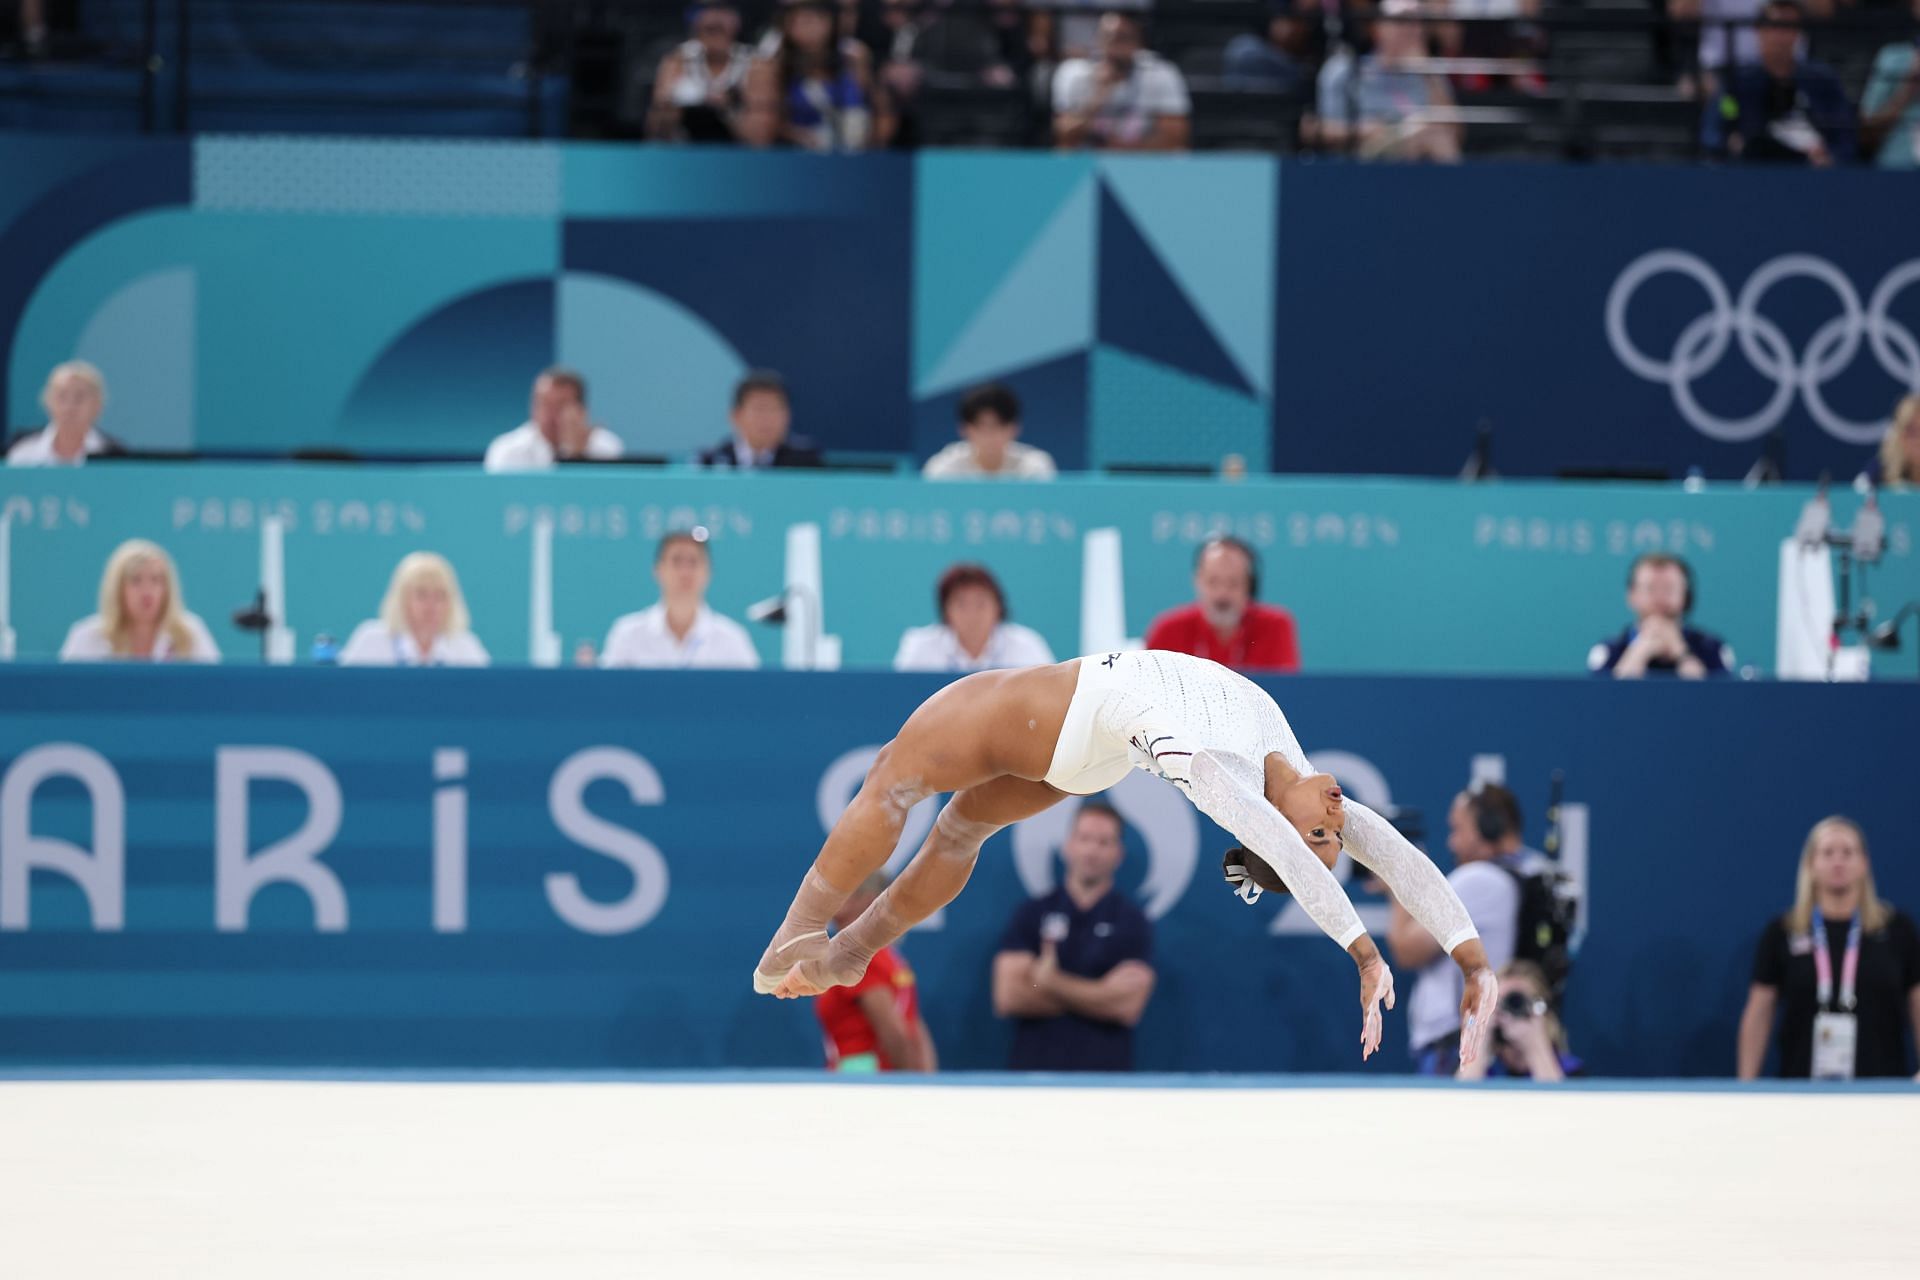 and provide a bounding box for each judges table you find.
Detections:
[4,464,1917,676]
